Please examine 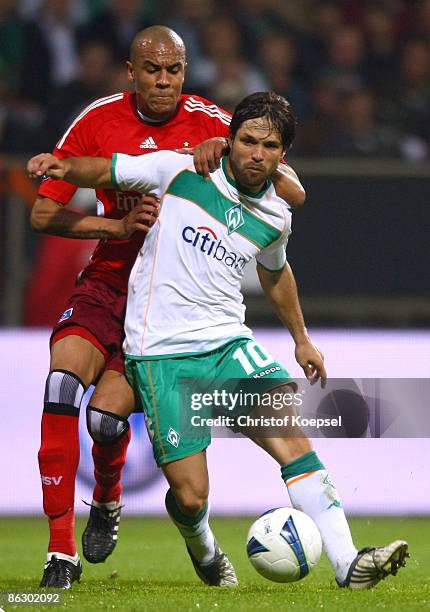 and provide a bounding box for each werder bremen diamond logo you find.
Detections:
[167,427,180,448]
[225,204,244,235]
